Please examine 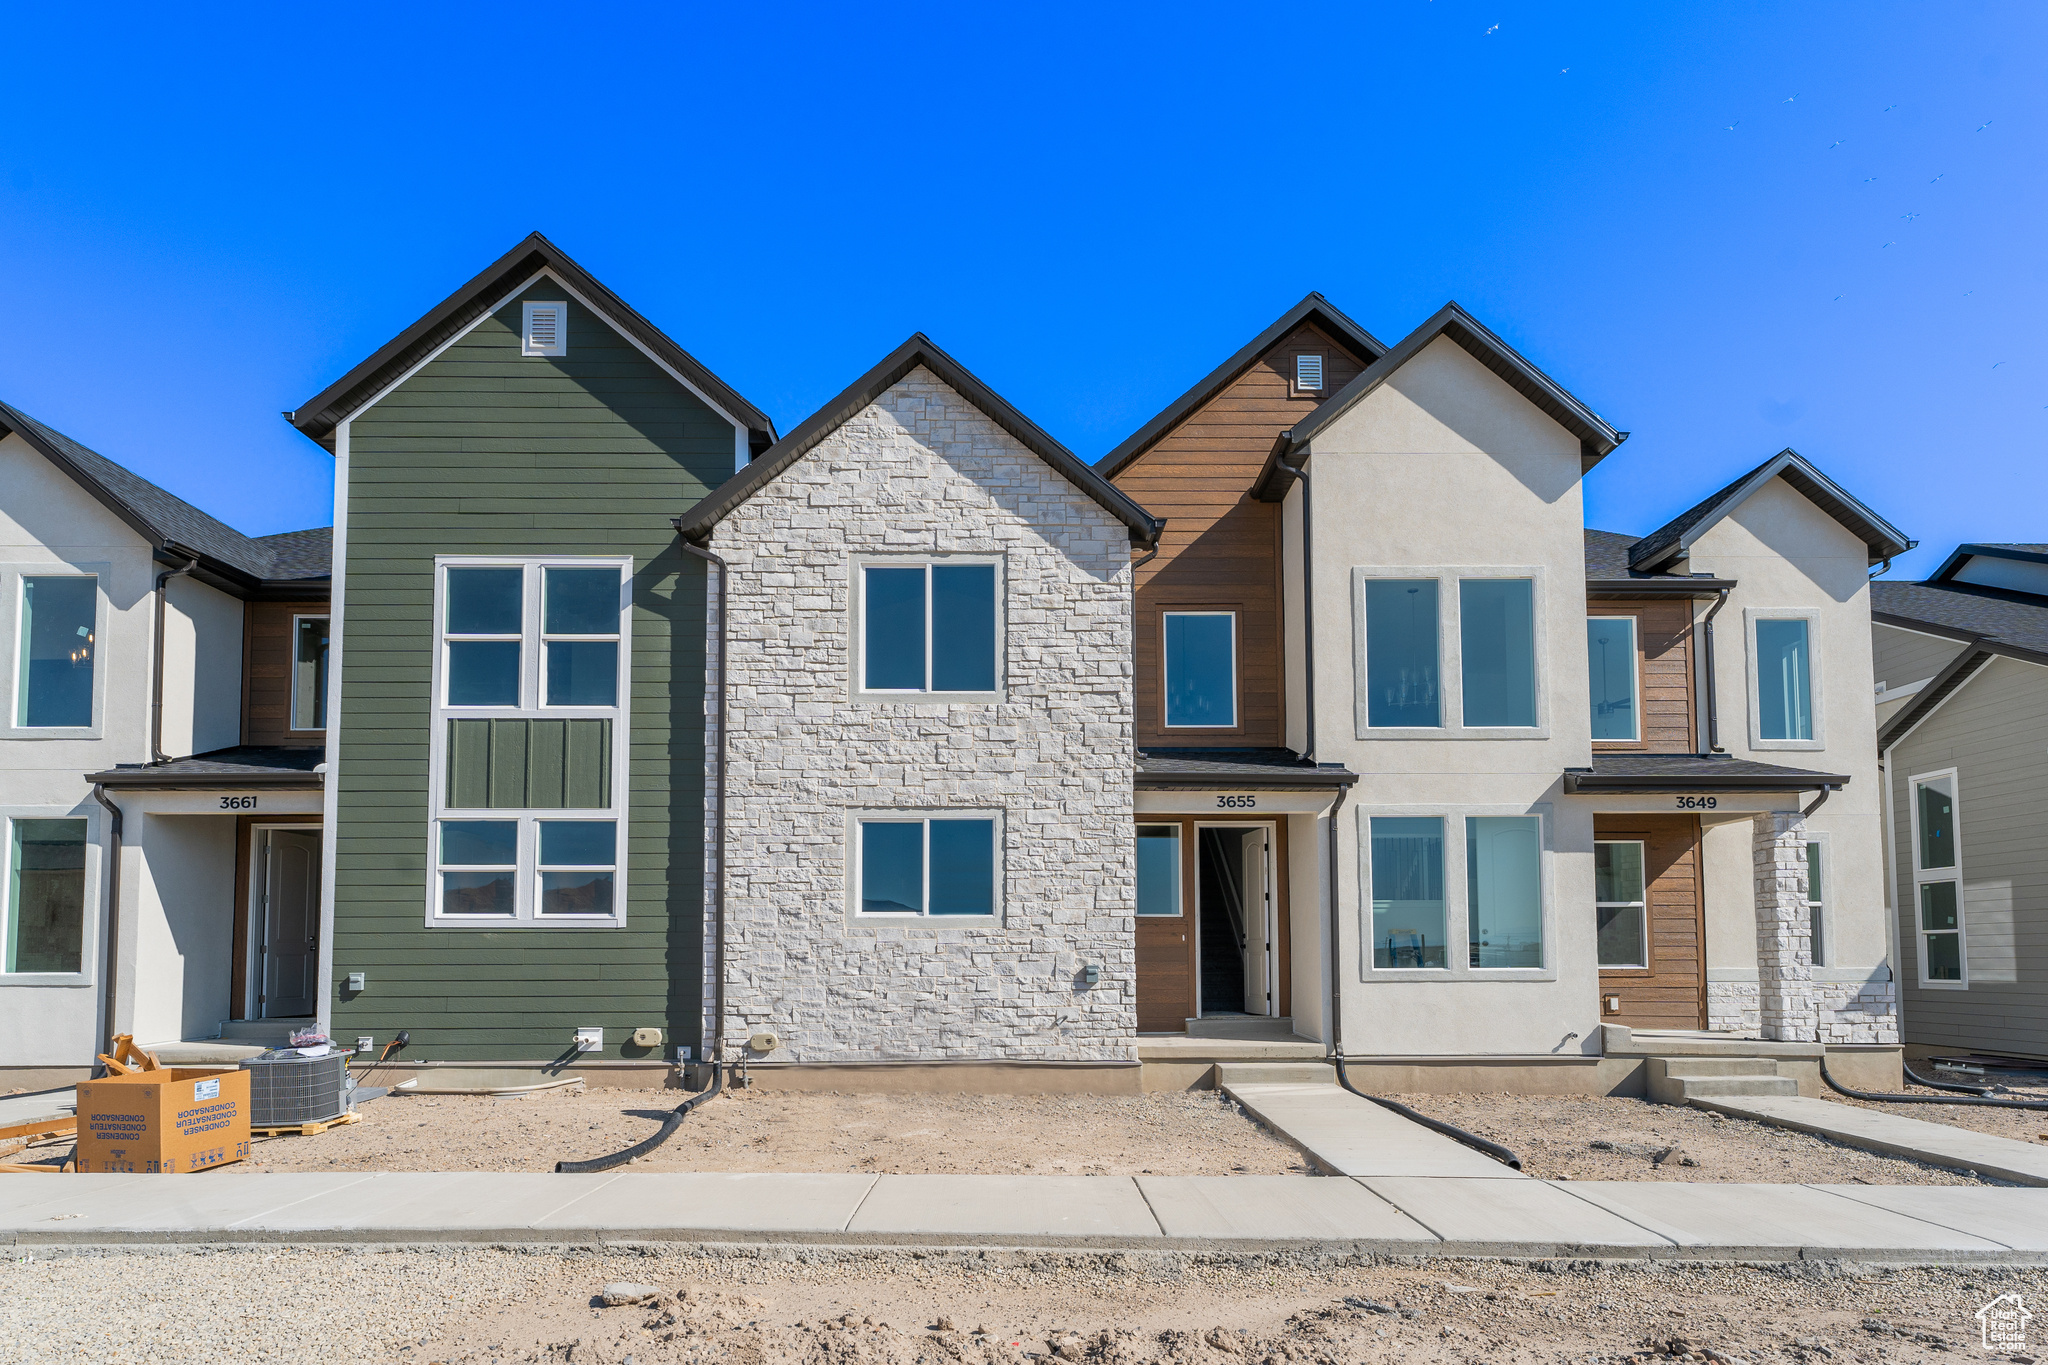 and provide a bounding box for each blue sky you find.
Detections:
[2,2,2039,577]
